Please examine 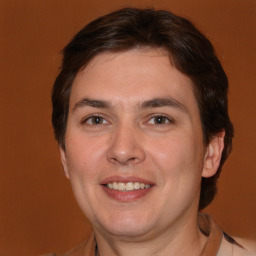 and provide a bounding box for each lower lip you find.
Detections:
[101,186,153,202]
